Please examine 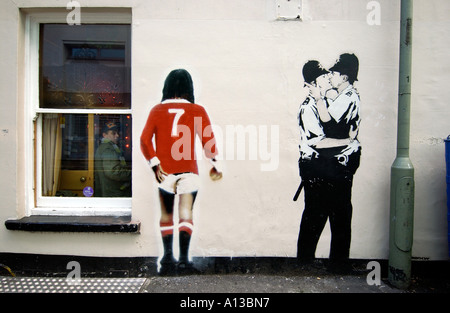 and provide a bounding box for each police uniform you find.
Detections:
[297,57,361,264]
